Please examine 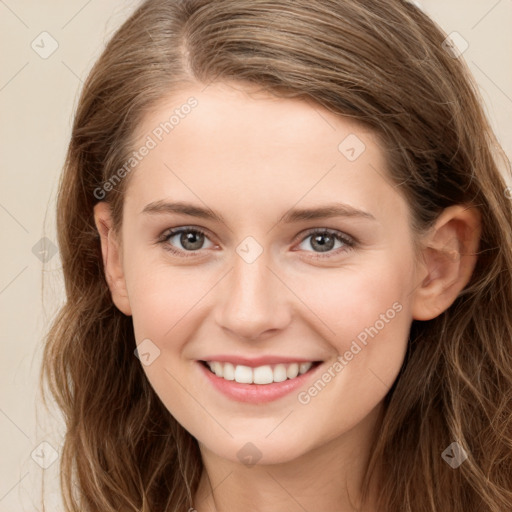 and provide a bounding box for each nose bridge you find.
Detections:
[215,246,290,340]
